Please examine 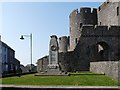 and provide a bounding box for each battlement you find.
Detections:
[81,25,120,36]
[98,0,120,12]
[69,9,78,17]
[50,35,58,39]
[98,1,109,11]
[70,7,97,17]
[59,36,67,40]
